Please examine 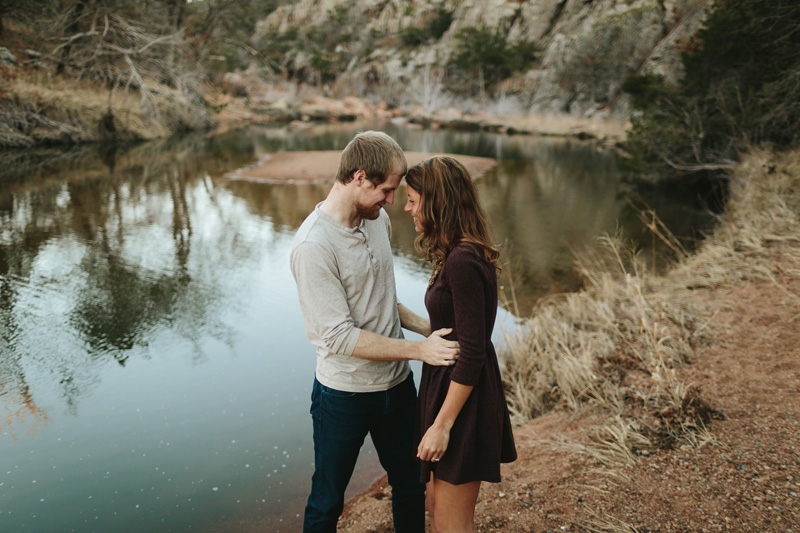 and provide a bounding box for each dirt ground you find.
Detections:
[337,273,800,531]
